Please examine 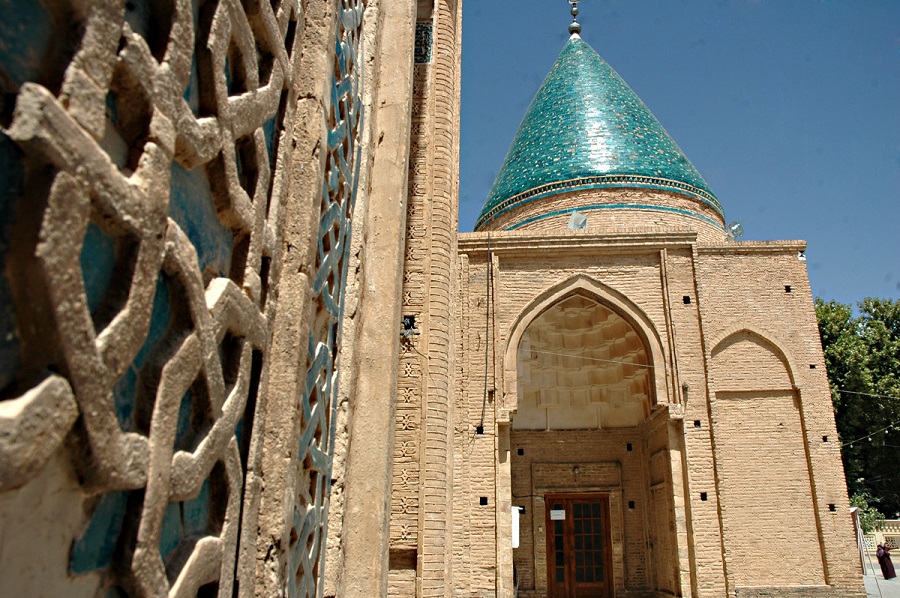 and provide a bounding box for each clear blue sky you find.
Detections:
[459,1,899,306]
